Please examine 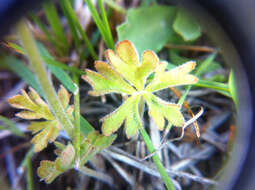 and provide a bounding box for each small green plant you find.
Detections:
[3,1,234,189]
[83,40,198,137]
[83,40,198,189]
[8,85,116,183]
